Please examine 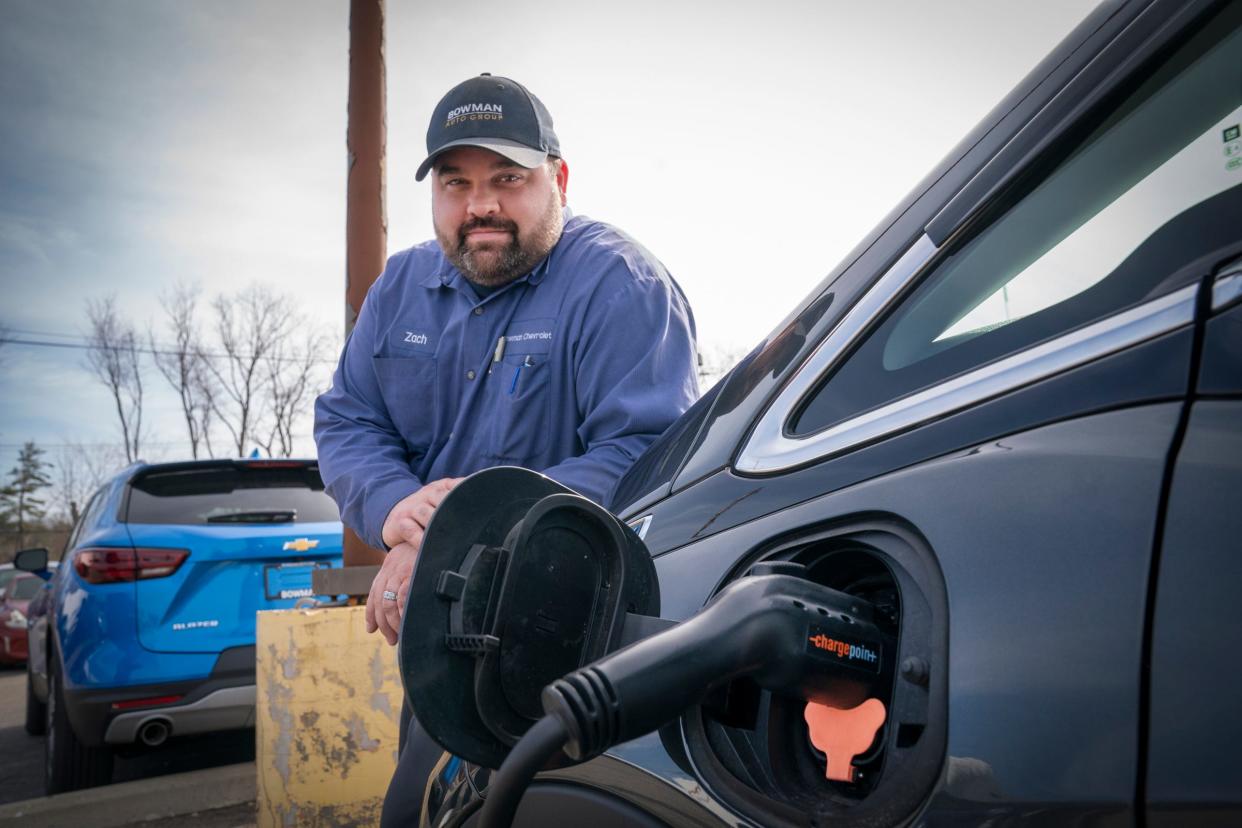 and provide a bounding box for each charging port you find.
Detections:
[402,473,946,827]
[681,519,947,828]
